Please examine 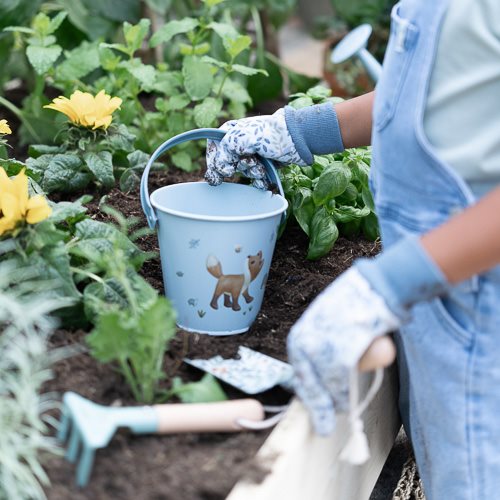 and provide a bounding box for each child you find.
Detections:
[206,1,500,498]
